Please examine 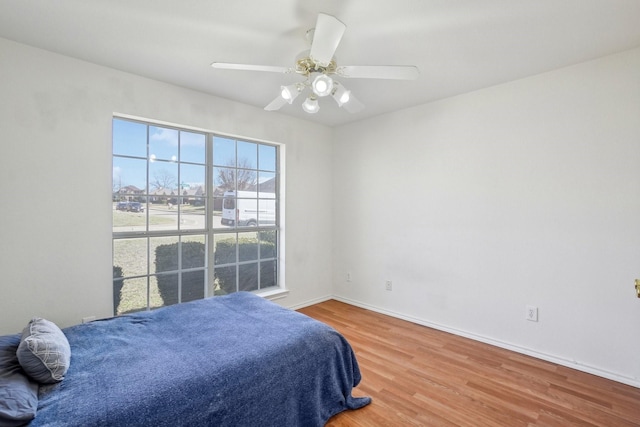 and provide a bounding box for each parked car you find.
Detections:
[127,202,145,212]
[116,202,129,211]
